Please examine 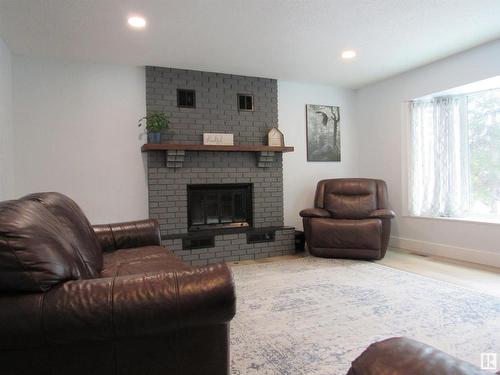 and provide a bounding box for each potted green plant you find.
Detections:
[138,112,169,144]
